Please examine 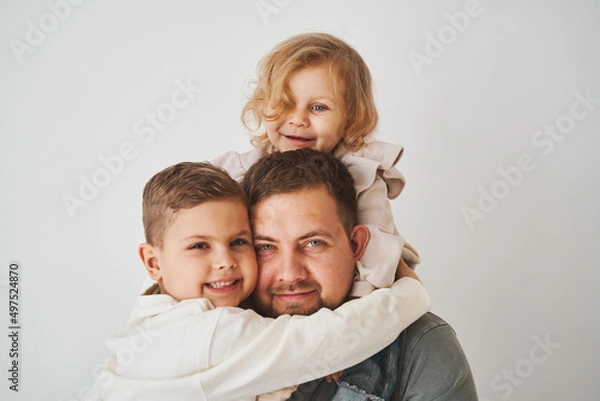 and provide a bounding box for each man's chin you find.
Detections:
[273,302,322,317]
